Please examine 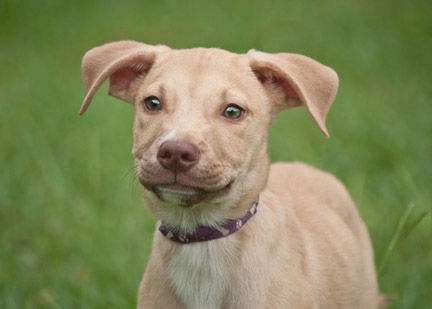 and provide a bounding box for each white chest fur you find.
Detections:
[167,241,230,309]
